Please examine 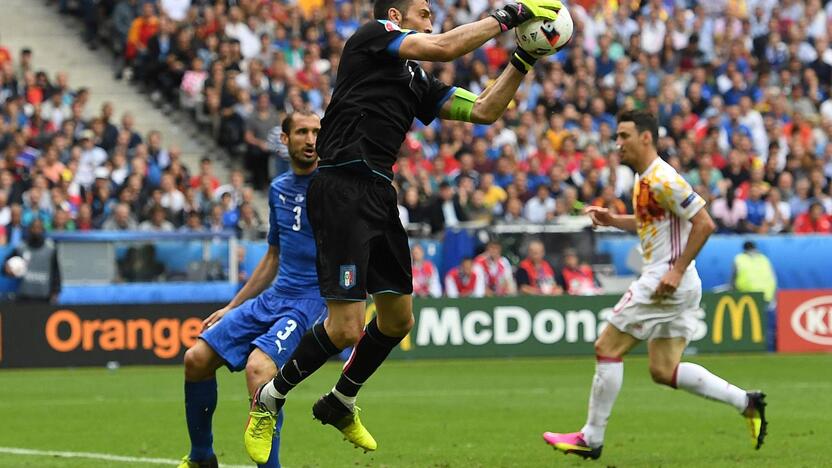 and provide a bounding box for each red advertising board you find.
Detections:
[777,290,832,353]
